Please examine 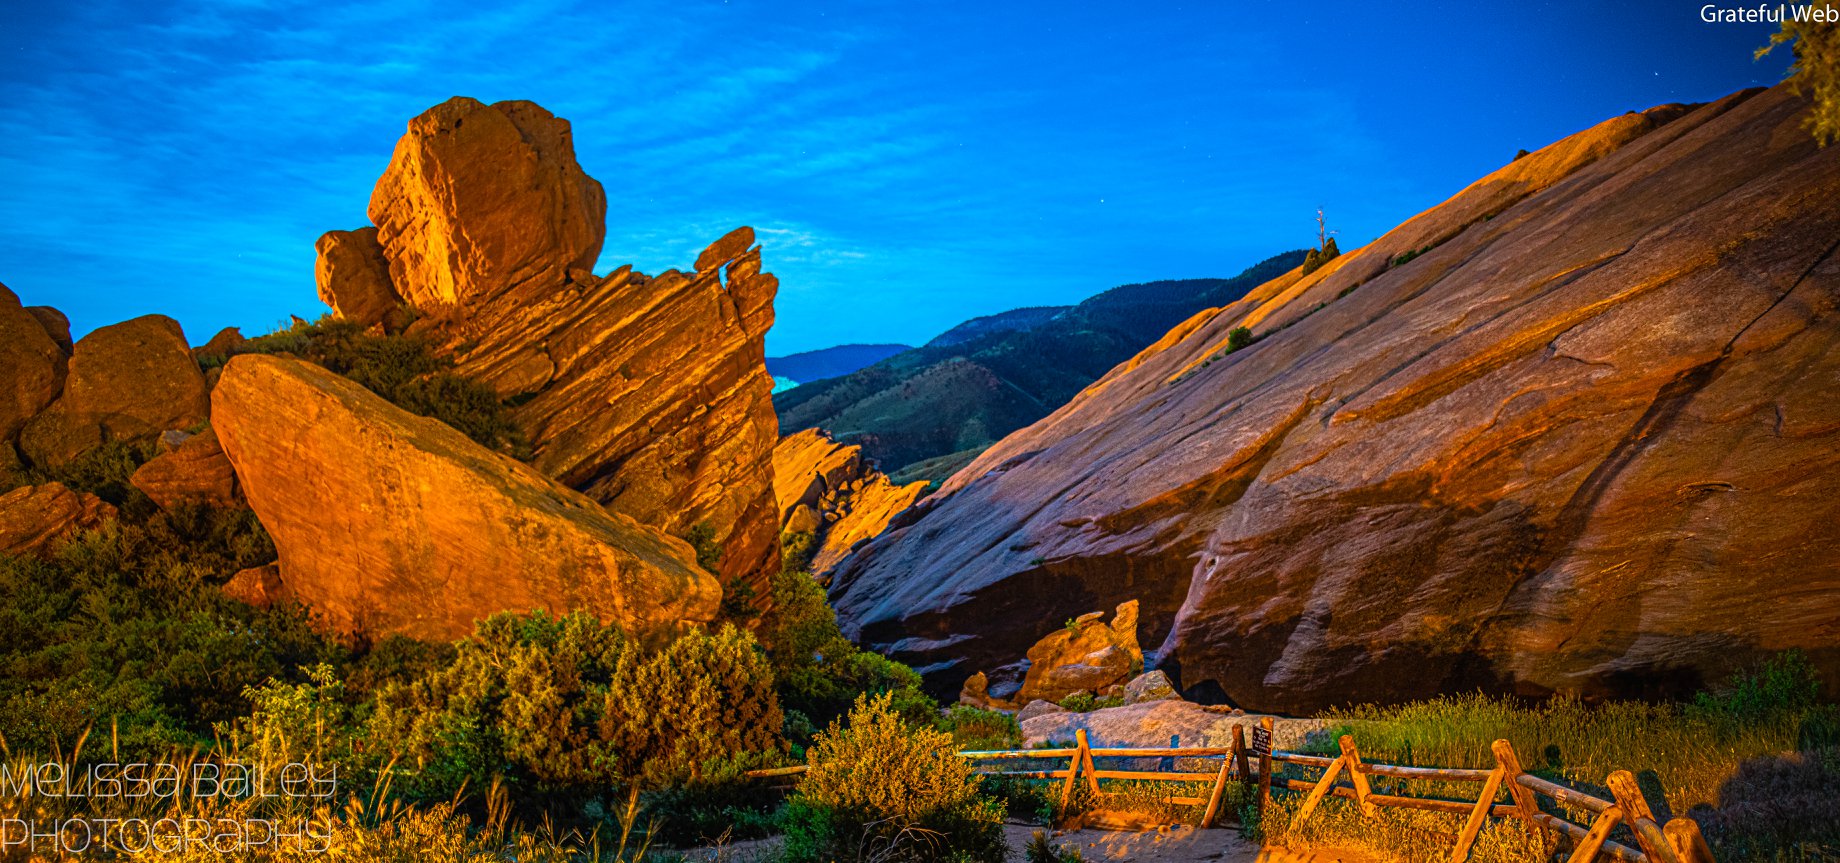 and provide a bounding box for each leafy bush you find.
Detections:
[784,692,1007,863]
[1301,237,1341,275]
[763,568,941,736]
[1024,828,1083,863]
[1392,248,1424,267]
[1057,692,1123,713]
[1225,326,1254,353]
[369,611,785,798]
[236,317,527,456]
[945,704,1022,751]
